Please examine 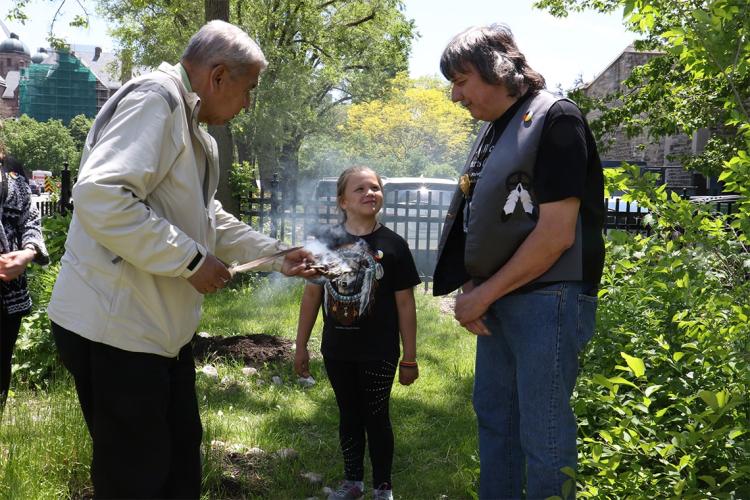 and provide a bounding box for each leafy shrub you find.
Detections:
[574,167,750,498]
[12,213,72,387]
[13,262,61,387]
